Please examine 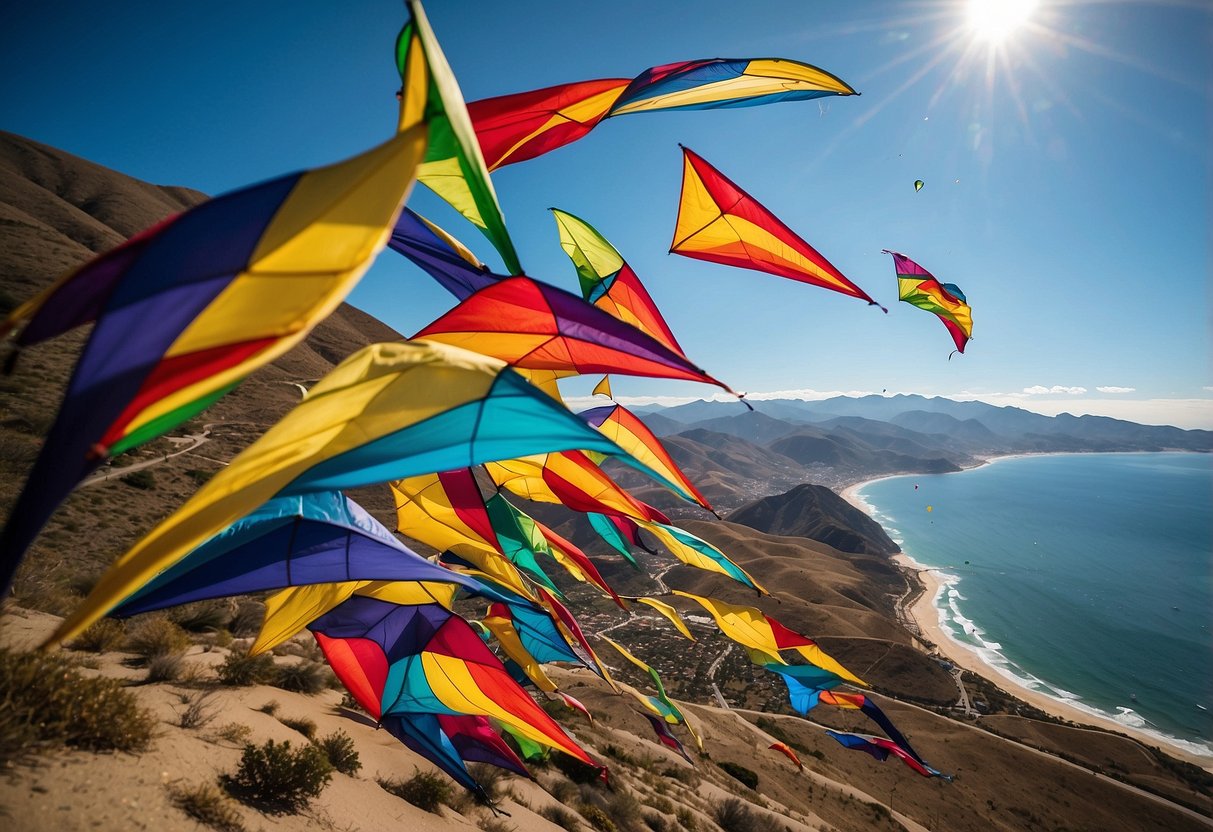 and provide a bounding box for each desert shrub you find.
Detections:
[547,775,579,804]
[606,790,644,832]
[577,783,609,812]
[712,798,763,832]
[540,804,582,831]
[603,743,637,765]
[552,750,605,784]
[121,469,156,489]
[257,699,280,716]
[211,629,234,649]
[467,761,510,800]
[578,803,619,832]
[278,715,317,739]
[69,618,127,652]
[186,468,215,485]
[168,781,245,832]
[223,739,332,813]
[313,730,361,775]
[211,723,252,744]
[146,651,186,683]
[171,600,231,633]
[479,819,516,832]
[216,650,275,686]
[674,807,698,831]
[716,761,758,790]
[228,600,266,637]
[177,689,221,729]
[124,616,190,661]
[643,812,670,832]
[338,691,364,712]
[378,769,451,814]
[0,647,156,765]
[271,660,328,694]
